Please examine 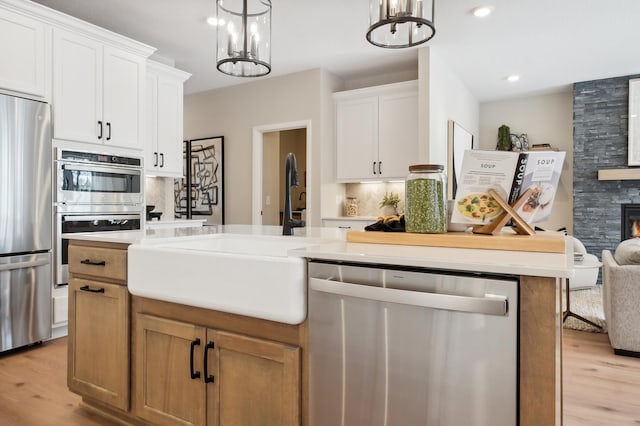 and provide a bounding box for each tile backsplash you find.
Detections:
[145,177,175,221]
[345,182,406,216]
